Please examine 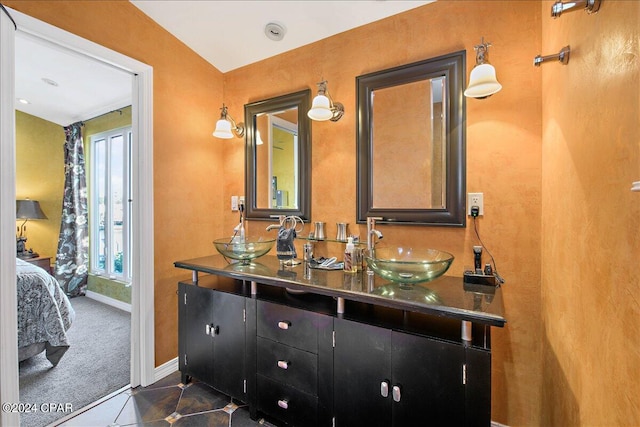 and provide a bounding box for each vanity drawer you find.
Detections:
[257,337,318,395]
[257,375,317,427]
[257,300,319,353]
